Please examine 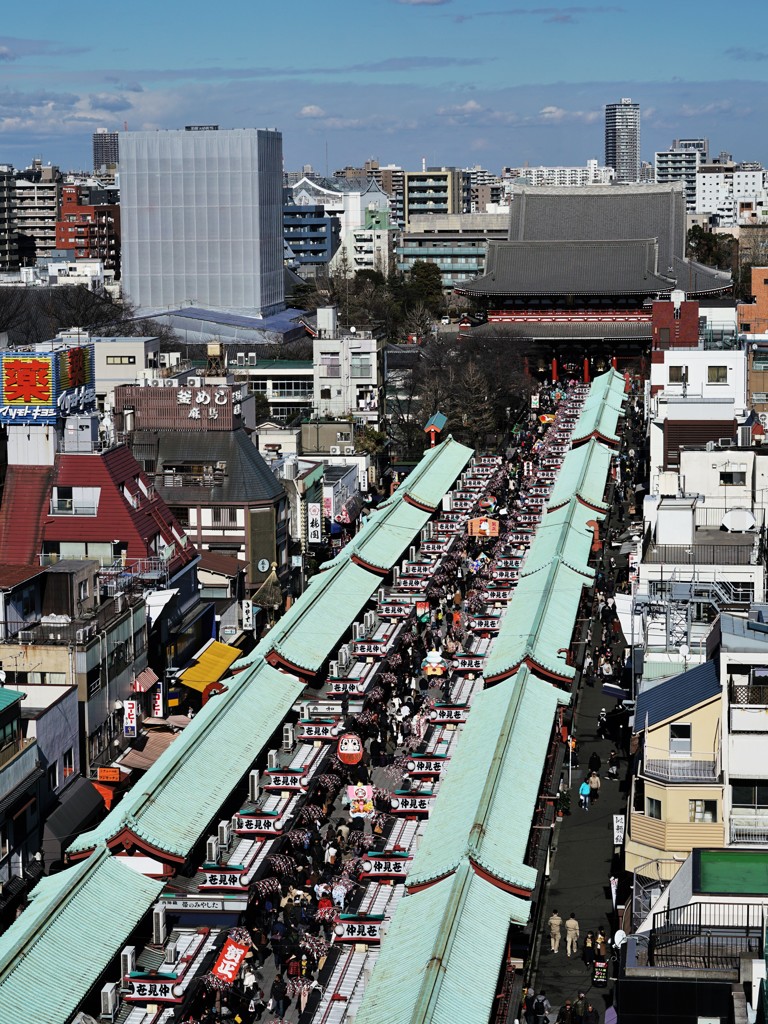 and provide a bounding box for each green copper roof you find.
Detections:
[399,435,474,510]
[0,688,24,714]
[484,560,588,682]
[590,367,627,403]
[547,439,613,513]
[572,399,622,446]
[355,861,529,1024]
[68,659,304,858]
[242,560,380,674]
[330,498,431,571]
[406,667,561,893]
[0,846,163,1023]
[523,498,602,579]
